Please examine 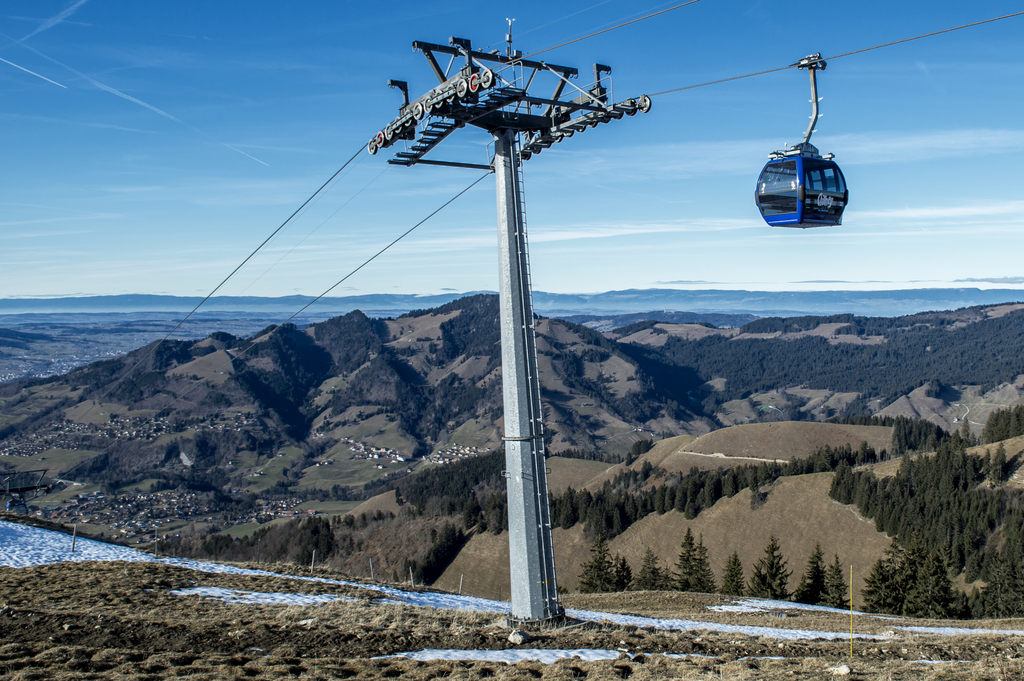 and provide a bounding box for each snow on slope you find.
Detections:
[4,518,1024,663]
